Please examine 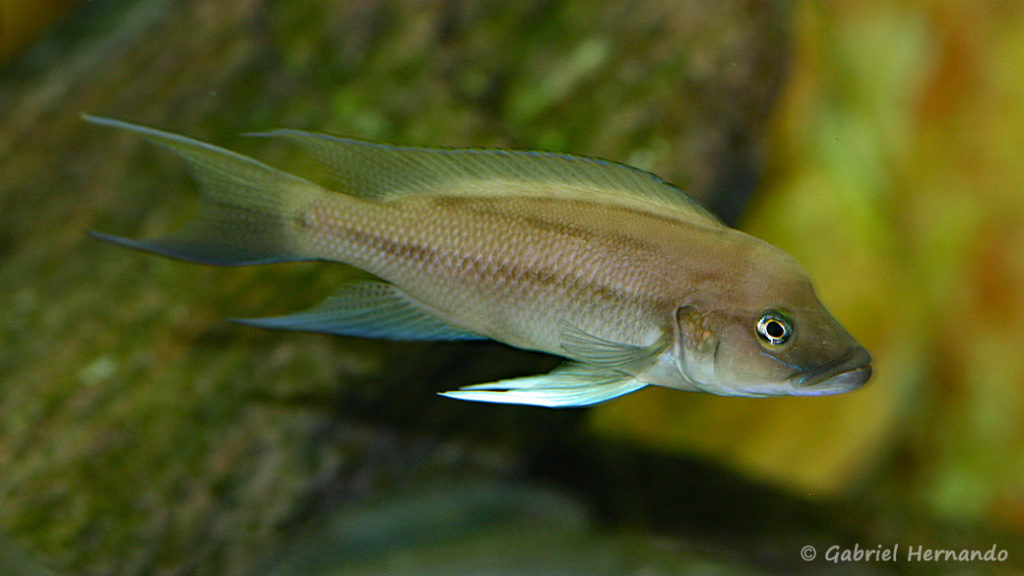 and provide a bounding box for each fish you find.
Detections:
[84,114,872,408]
